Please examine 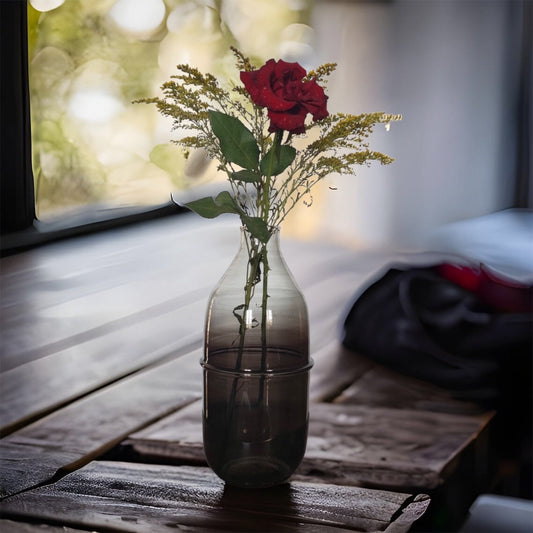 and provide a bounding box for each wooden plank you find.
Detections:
[123,400,204,464]
[122,344,375,465]
[121,343,377,464]
[123,400,491,492]
[0,229,233,371]
[1,312,366,496]
[0,520,87,533]
[0,215,231,317]
[0,349,203,498]
[0,298,204,434]
[310,342,374,402]
[299,403,493,490]
[1,215,390,371]
[0,461,429,532]
[335,357,487,415]
[1,250,372,435]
